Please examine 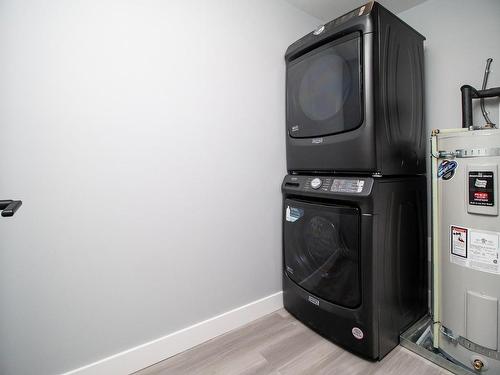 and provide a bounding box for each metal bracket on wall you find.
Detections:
[438,147,500,159]
[440,325,458,344]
